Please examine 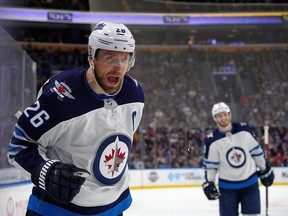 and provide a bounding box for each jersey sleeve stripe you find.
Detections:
[251,152,264,157]
[249,144,261,153]
[204,160,220,165]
